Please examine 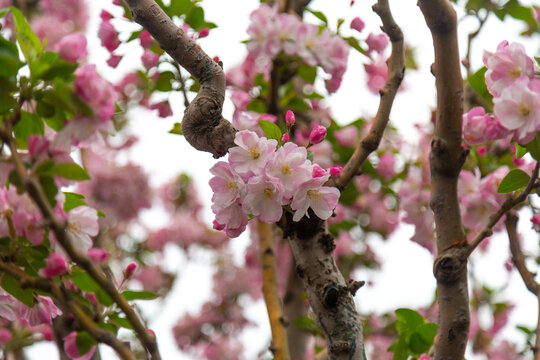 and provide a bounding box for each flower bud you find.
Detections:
[39,253,69,278]
[125,262,137,277]
[329,166,343,177]
[281,133,290,143]
[309,125,326,145]
[87,248,108,264]
[350,17,365,33]
[198,28,210,38]
[285,110,295,128]
[312,164,327,178]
